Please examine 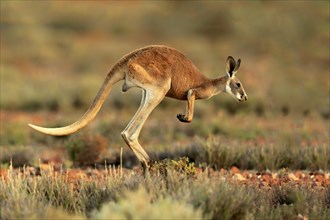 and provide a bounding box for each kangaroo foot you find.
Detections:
[141,161,151,177]
[177,114,191,123]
